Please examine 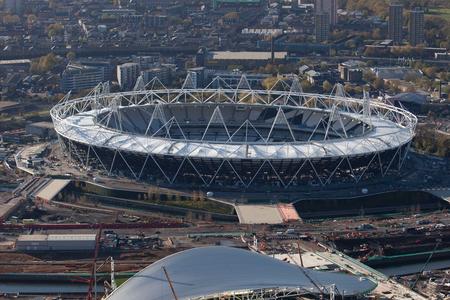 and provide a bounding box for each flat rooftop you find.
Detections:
[211,51,287,60]
[236,204,300,224]
[236,205,284,224]
[35,179,71,202]
[17,234,97,242]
